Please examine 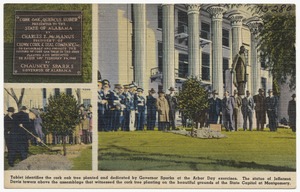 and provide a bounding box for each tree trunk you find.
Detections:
[4,88,25,111]
[63,136,67,156]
